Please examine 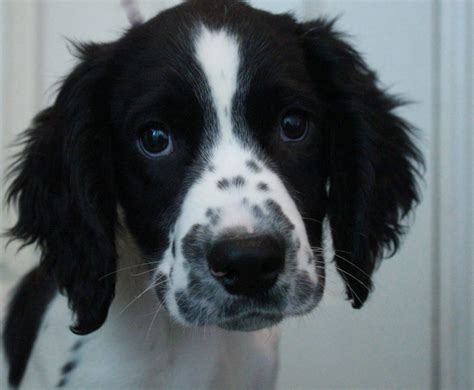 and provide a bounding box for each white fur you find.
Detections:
[194,26,239,143]
[0,232,280,389]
